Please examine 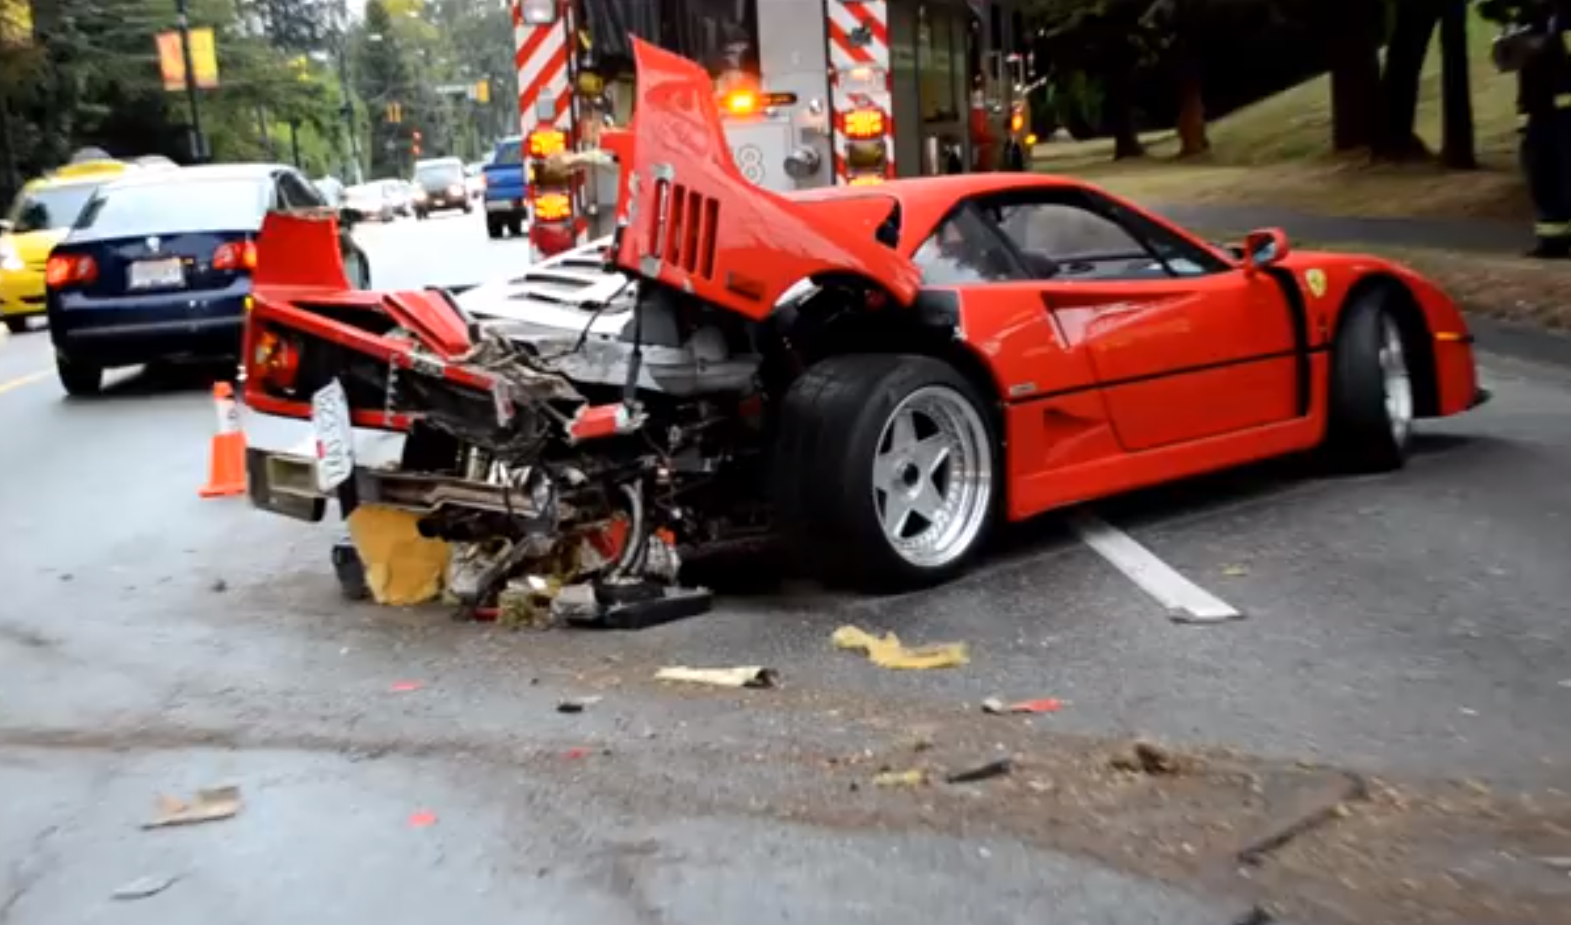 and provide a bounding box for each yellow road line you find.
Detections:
[0,370,49,396]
